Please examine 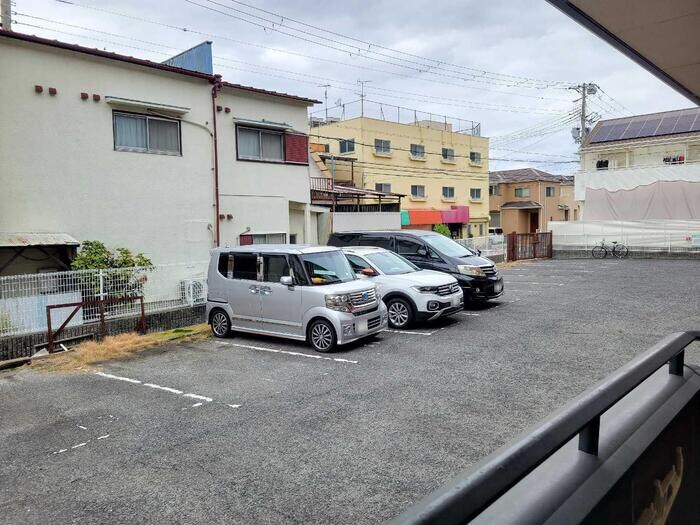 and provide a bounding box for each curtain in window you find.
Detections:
[238,128,260,158]
[261,132,283,160]
[114,114,147,149]
[148,119,179,153]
